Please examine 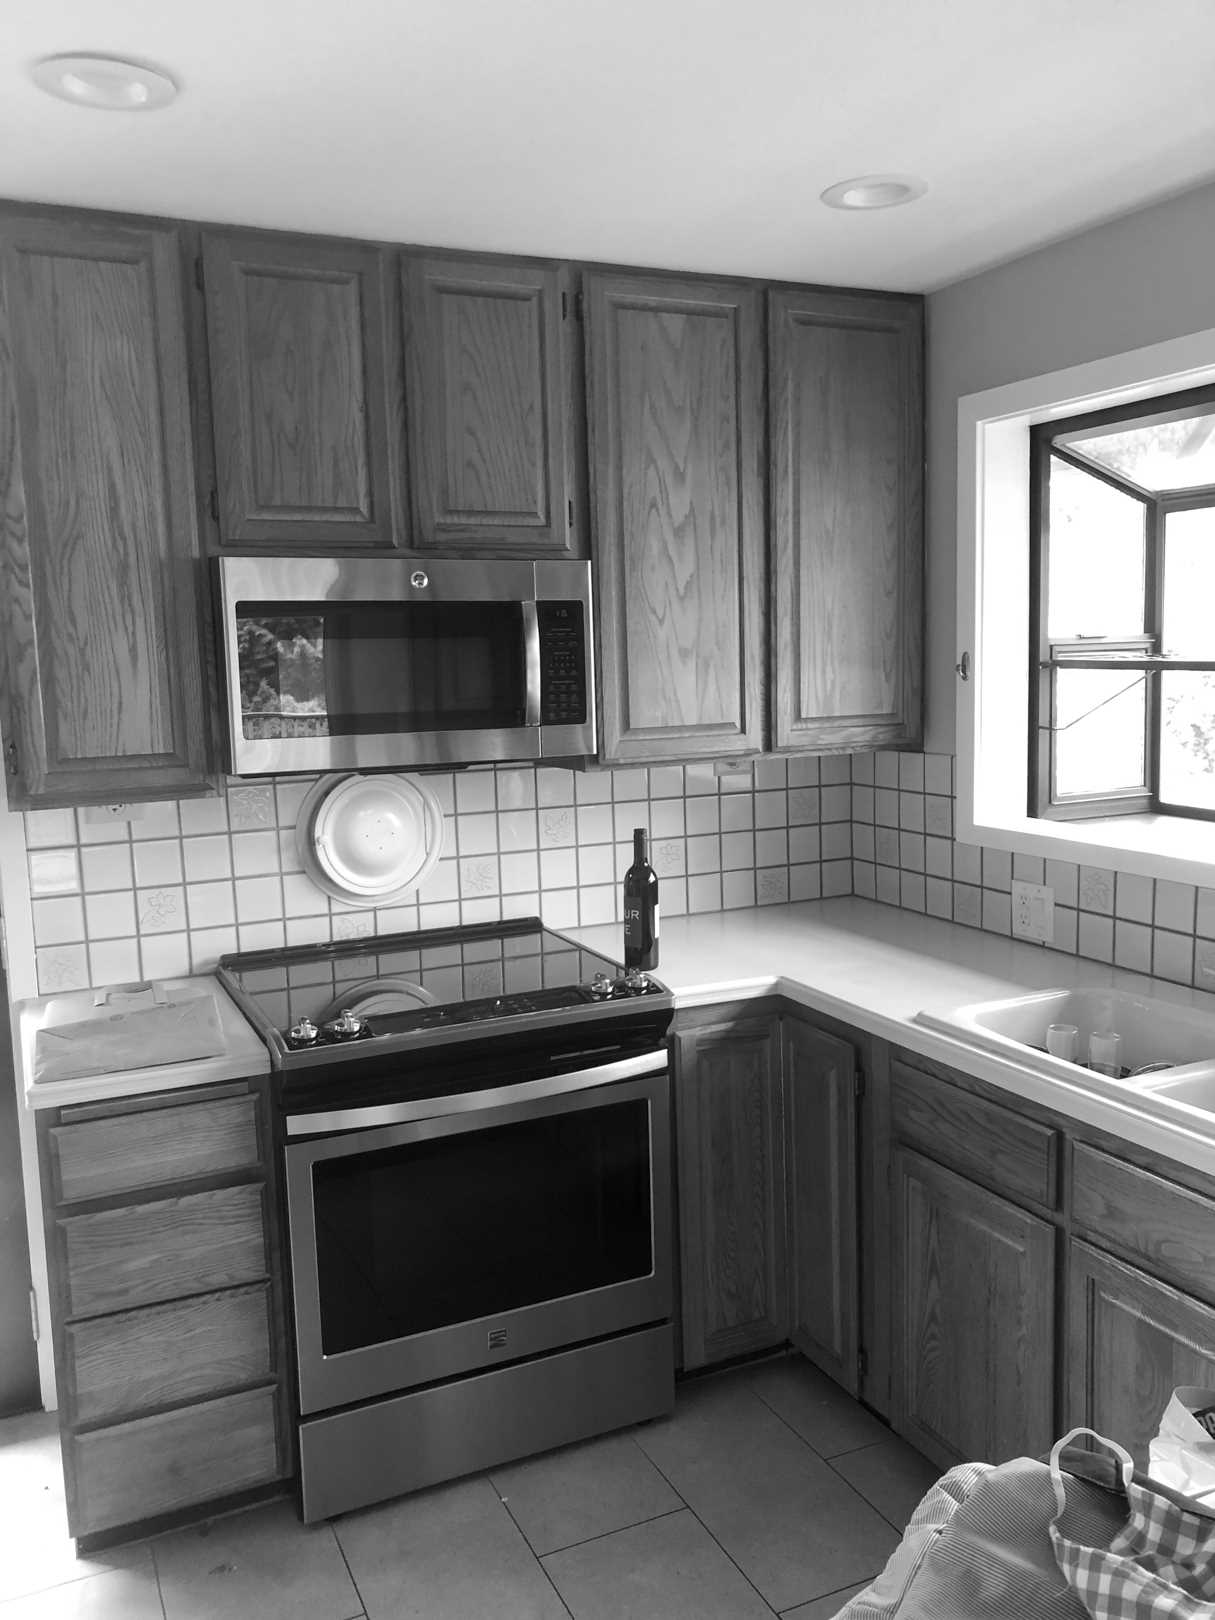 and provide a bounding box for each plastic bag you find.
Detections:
[1149,1388,1215,1508]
